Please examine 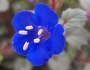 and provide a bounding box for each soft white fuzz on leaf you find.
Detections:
[61,8,87,29]
[48,52,70,70]
[66,27,90,49]
[79,0,90,10]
